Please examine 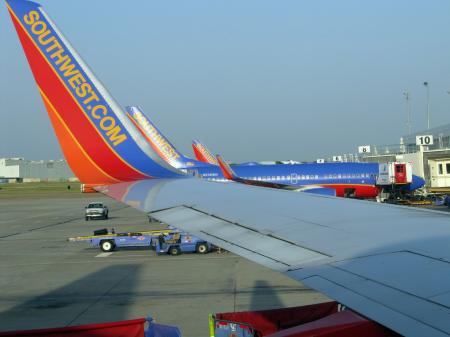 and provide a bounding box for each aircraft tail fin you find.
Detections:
[192,140,219,165]
[125,106,197,169]
[6,0,182,184]
[216,155,236,180]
